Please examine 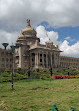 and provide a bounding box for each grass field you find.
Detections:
[0,79,79,111]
